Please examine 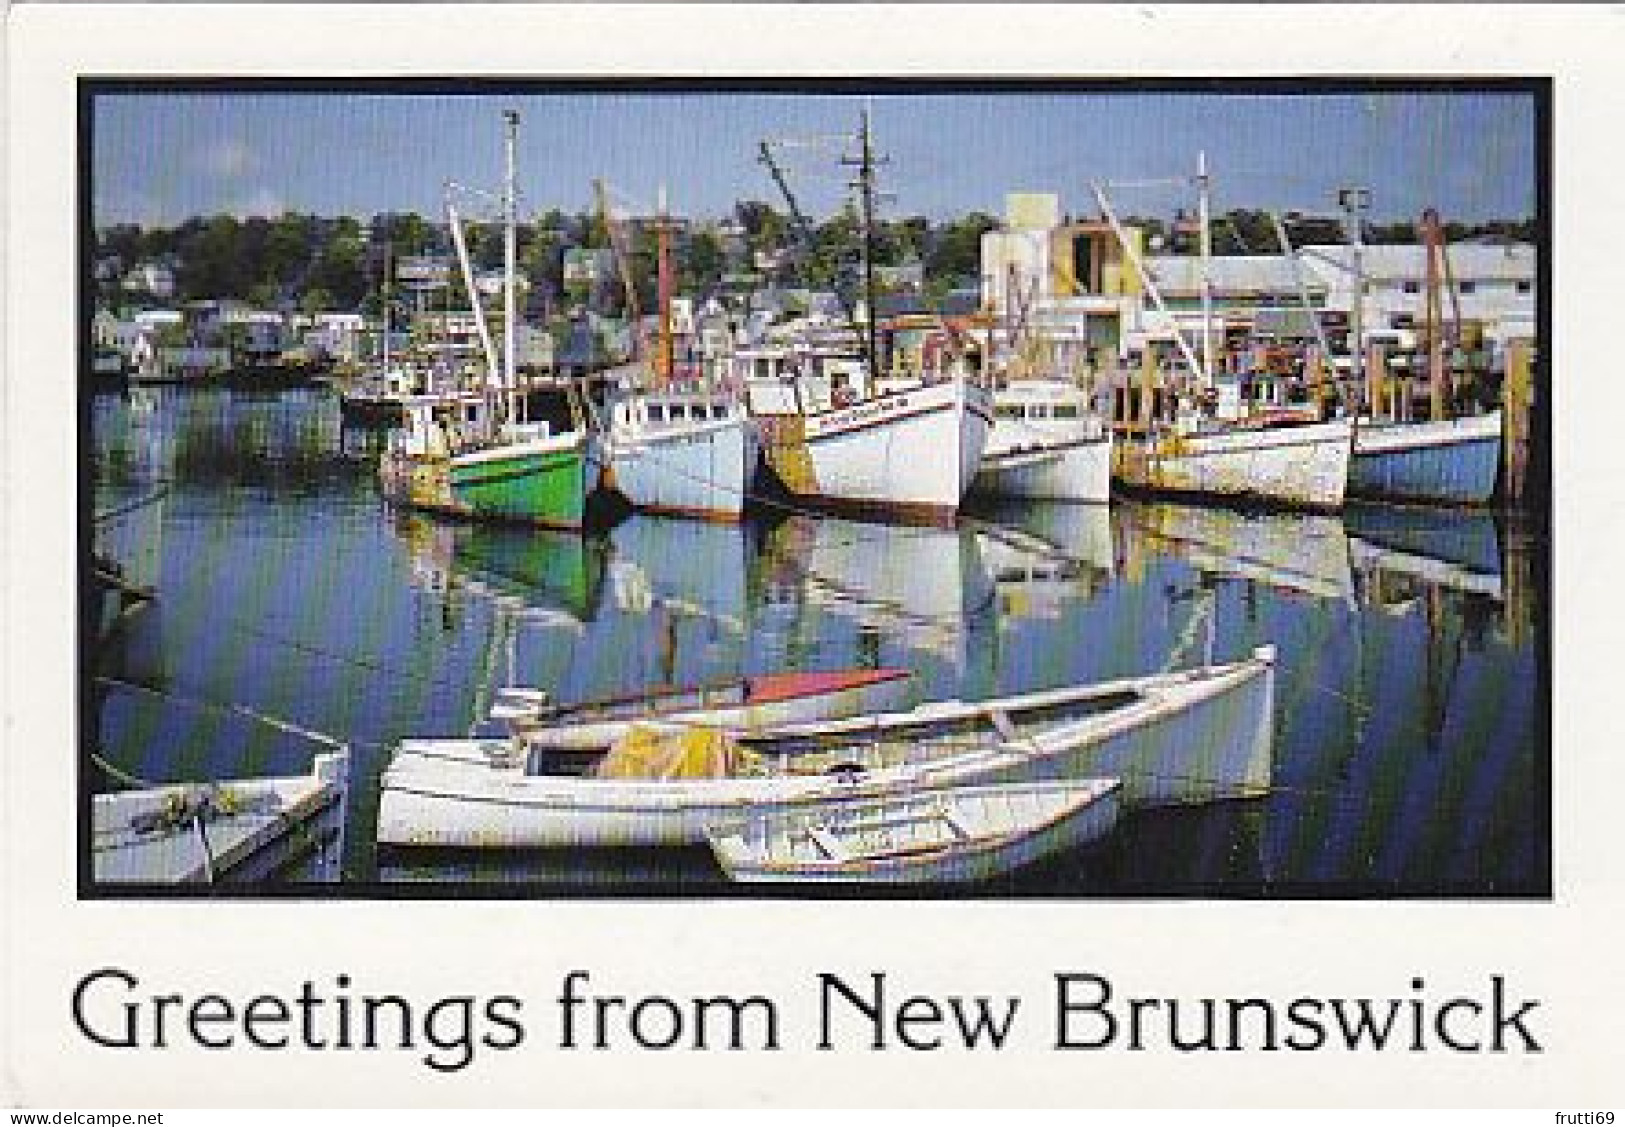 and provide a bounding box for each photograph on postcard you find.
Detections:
[81,81,1548,898]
